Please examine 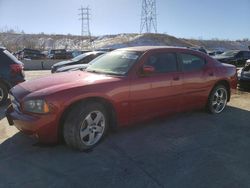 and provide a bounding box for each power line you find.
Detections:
[140,0,157,33]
